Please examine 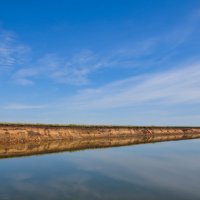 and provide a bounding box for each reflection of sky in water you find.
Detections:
[0,139,200,200]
